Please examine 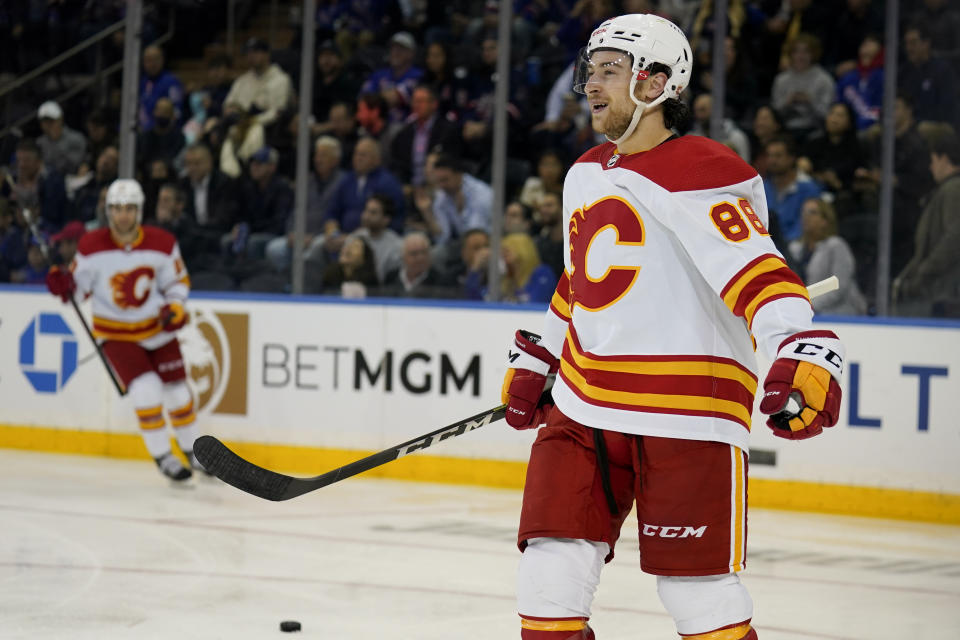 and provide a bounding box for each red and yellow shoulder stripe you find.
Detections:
[721,254,810,330]
[549,271,572,321]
